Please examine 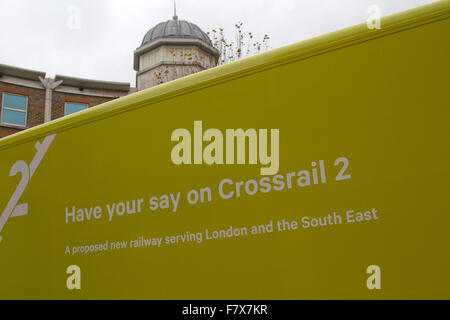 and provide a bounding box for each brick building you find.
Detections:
[0,64,132,138]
